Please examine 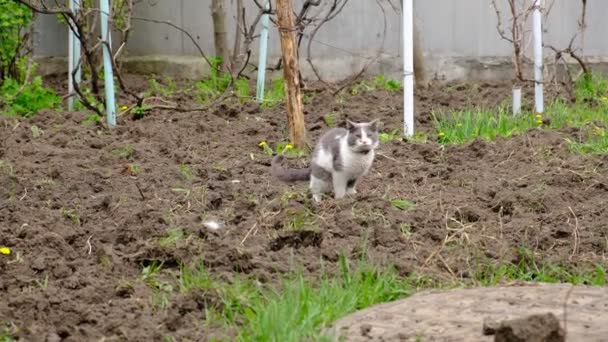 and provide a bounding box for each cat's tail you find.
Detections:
[271,155,311,182]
